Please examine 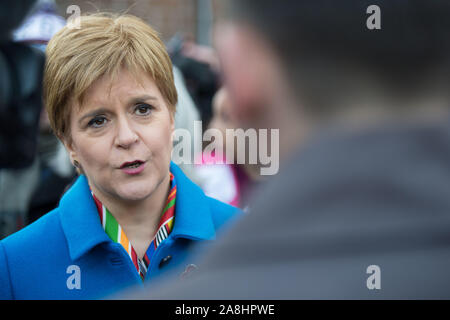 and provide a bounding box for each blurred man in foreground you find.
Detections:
[130,0,450,299]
